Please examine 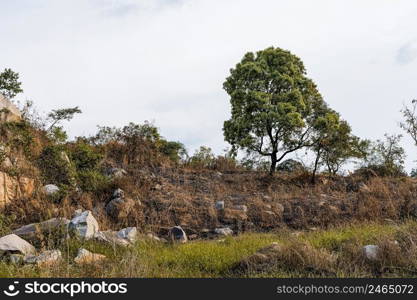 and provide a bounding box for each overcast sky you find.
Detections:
[1,0,417,170]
